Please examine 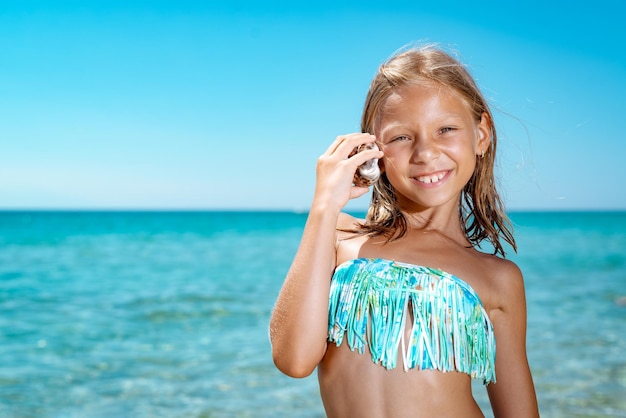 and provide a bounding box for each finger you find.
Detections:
[350,186,371,200]
[323,133,356,157]
[330,133,377,159]
[349,146,384,167]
